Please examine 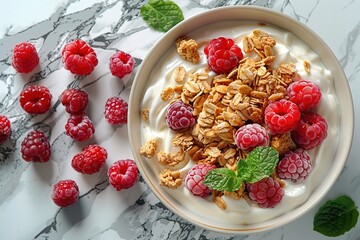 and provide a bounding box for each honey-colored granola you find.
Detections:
[141,108,149,121]
[159,169,182,189]
[140,138,159,158]
[175,37,200,64]
[160,86,175,101]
